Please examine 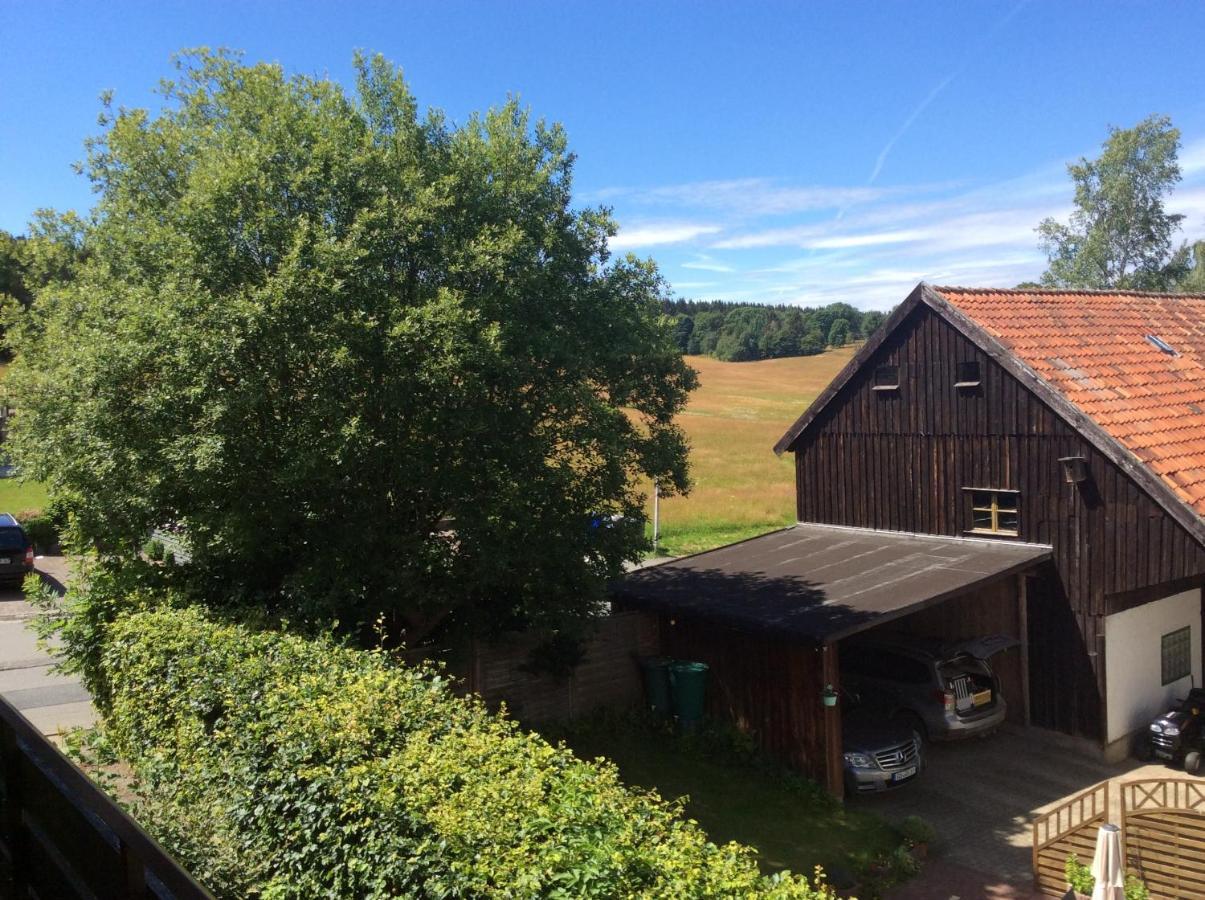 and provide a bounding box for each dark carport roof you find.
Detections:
[617,523,1052,643]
